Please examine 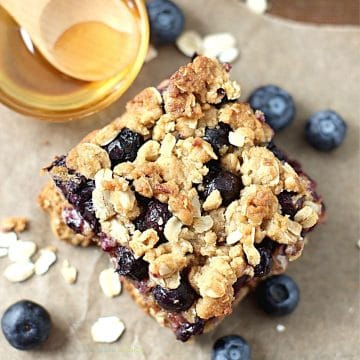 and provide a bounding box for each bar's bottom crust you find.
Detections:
[122,277,257,340]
